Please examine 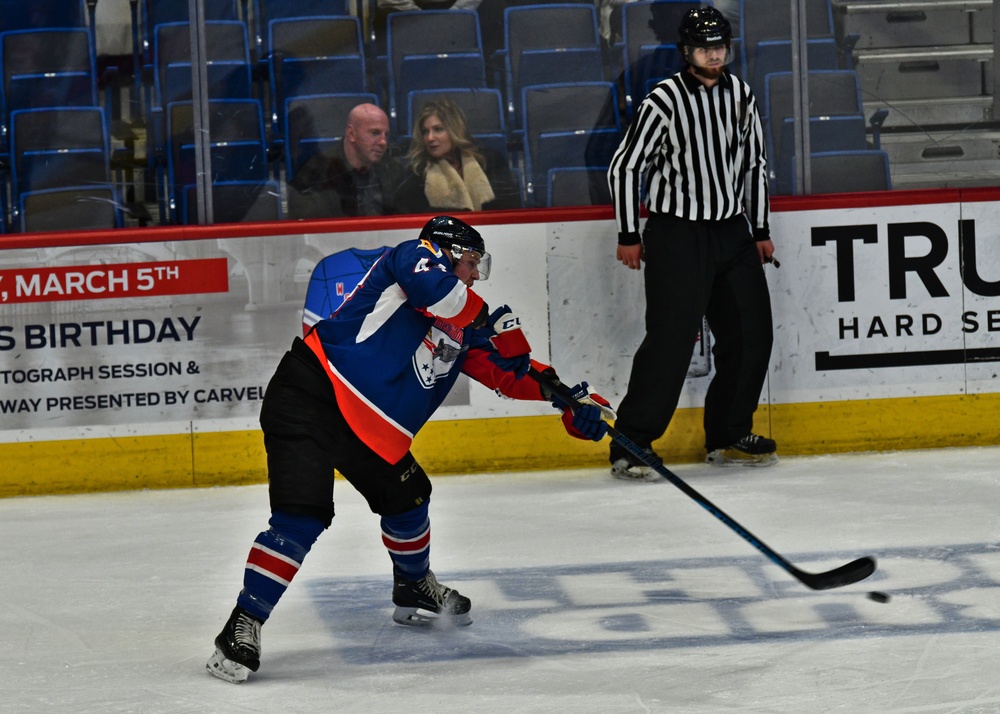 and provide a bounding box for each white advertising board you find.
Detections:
[769,197,1000,402]
[2,194,999,450]
[0,223,551,444]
